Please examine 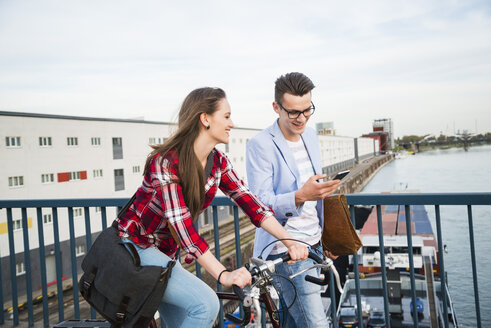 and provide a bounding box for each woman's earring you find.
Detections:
[206,125,210,130]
